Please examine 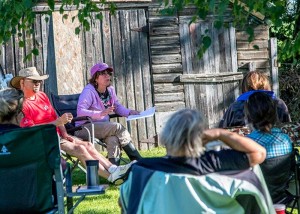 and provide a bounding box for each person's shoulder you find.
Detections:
[37,92,50,100]
[107,85,115,91]
[81,84,96,95]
